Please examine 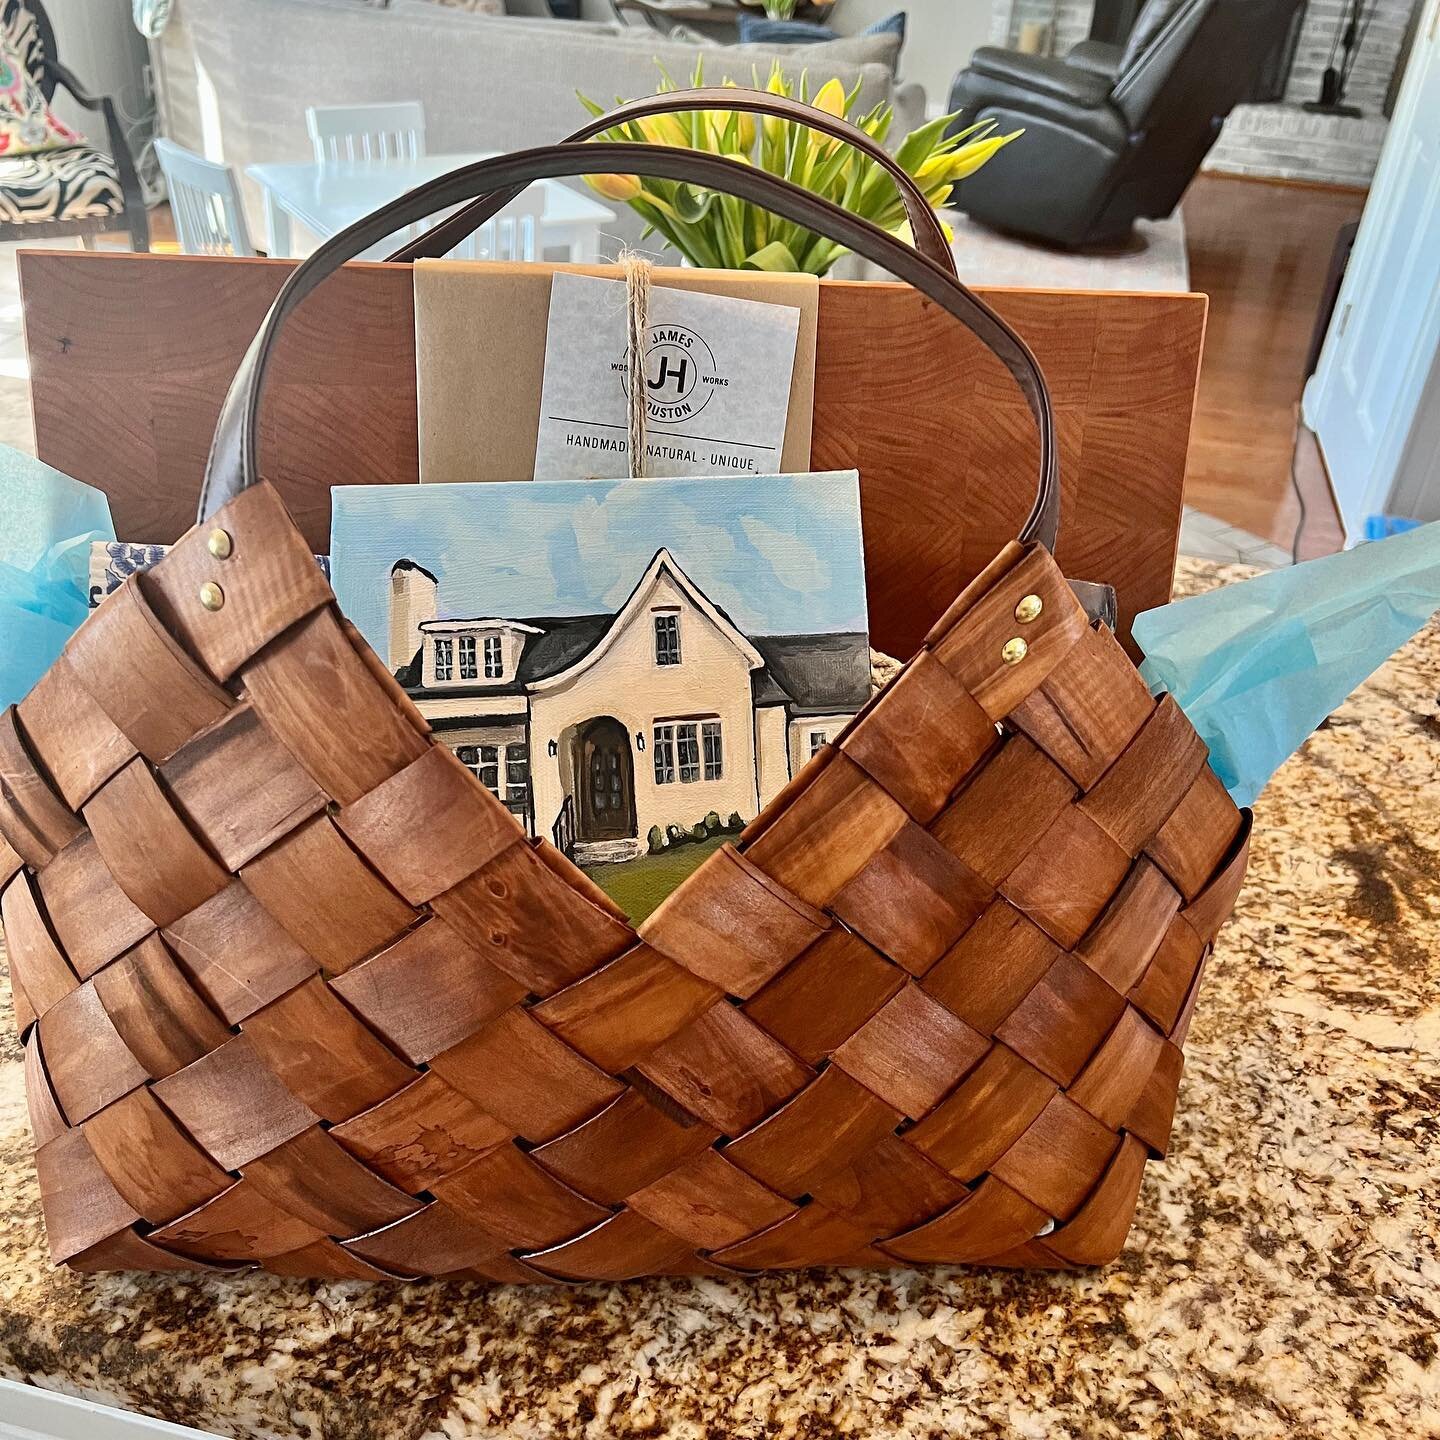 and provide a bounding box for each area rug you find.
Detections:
[945,206,1190,293]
